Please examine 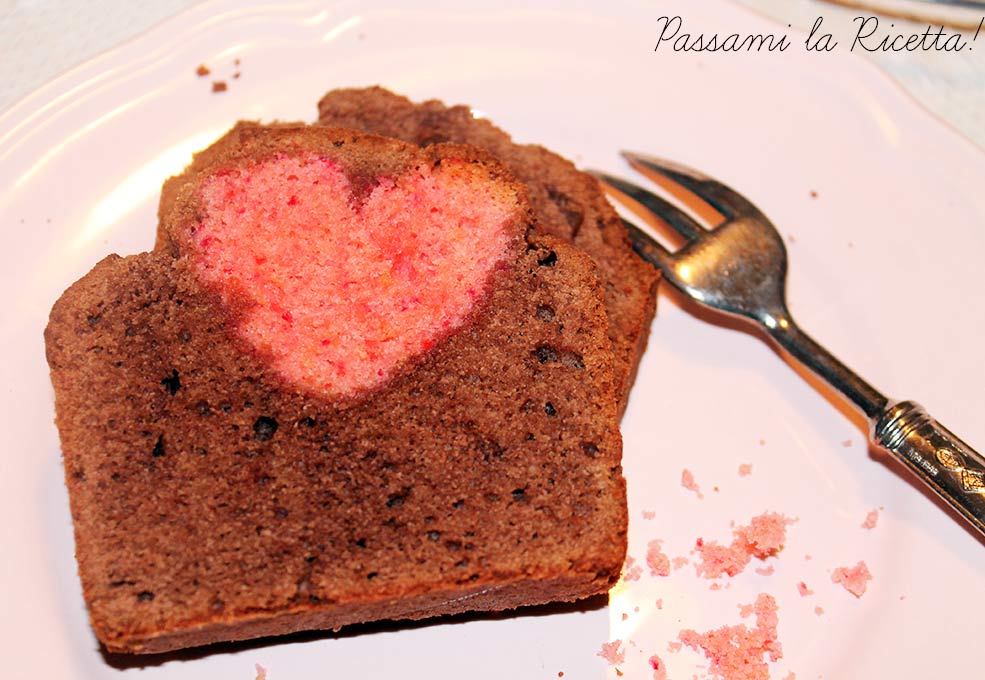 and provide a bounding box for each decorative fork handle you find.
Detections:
[769,319,985,535]
[874,401,985,534]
